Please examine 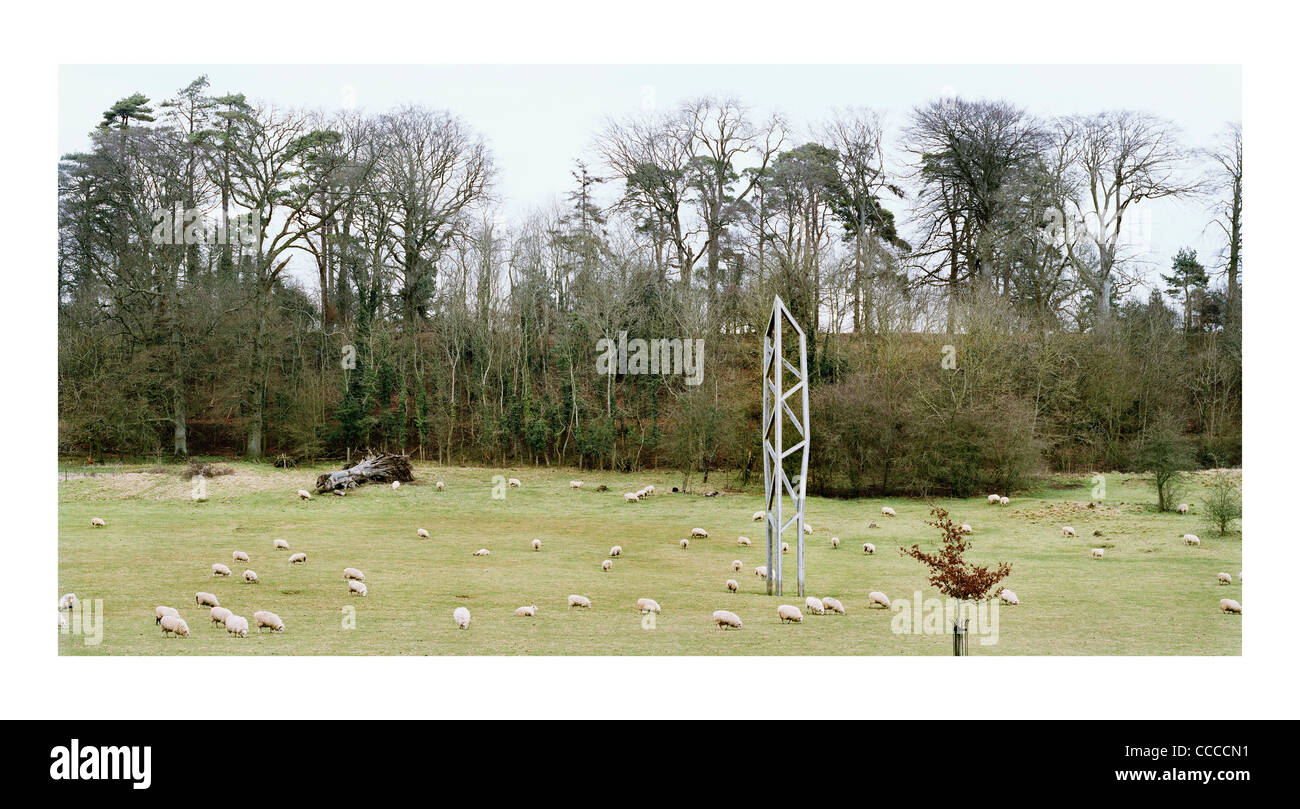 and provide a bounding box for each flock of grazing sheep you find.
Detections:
[58,480,1241,647]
